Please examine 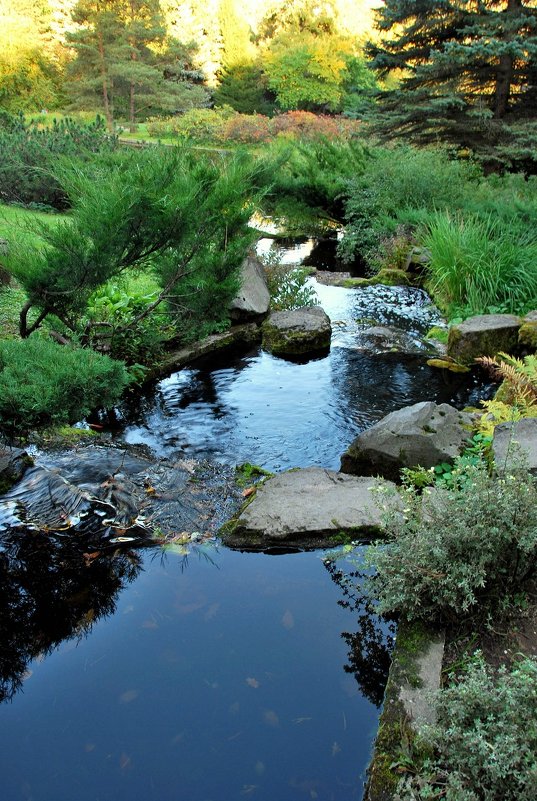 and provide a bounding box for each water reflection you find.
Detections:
[0,530,143,704]
[324,556,395,708]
